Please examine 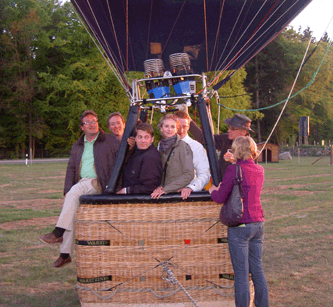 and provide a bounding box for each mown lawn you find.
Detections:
[0,157,332,306]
